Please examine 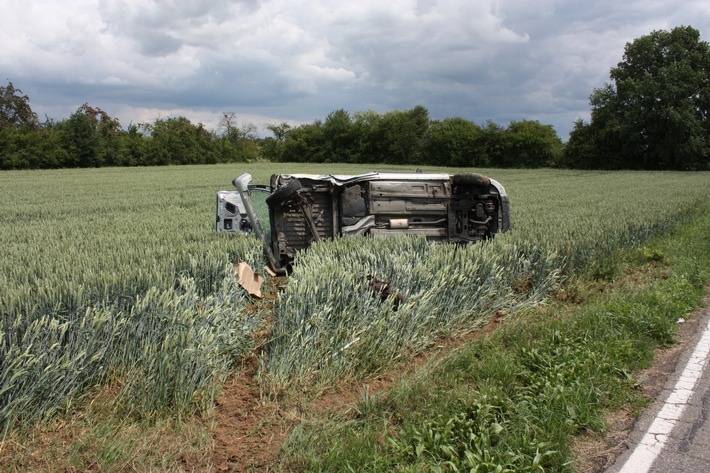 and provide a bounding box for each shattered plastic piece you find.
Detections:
[233,262,265,298]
